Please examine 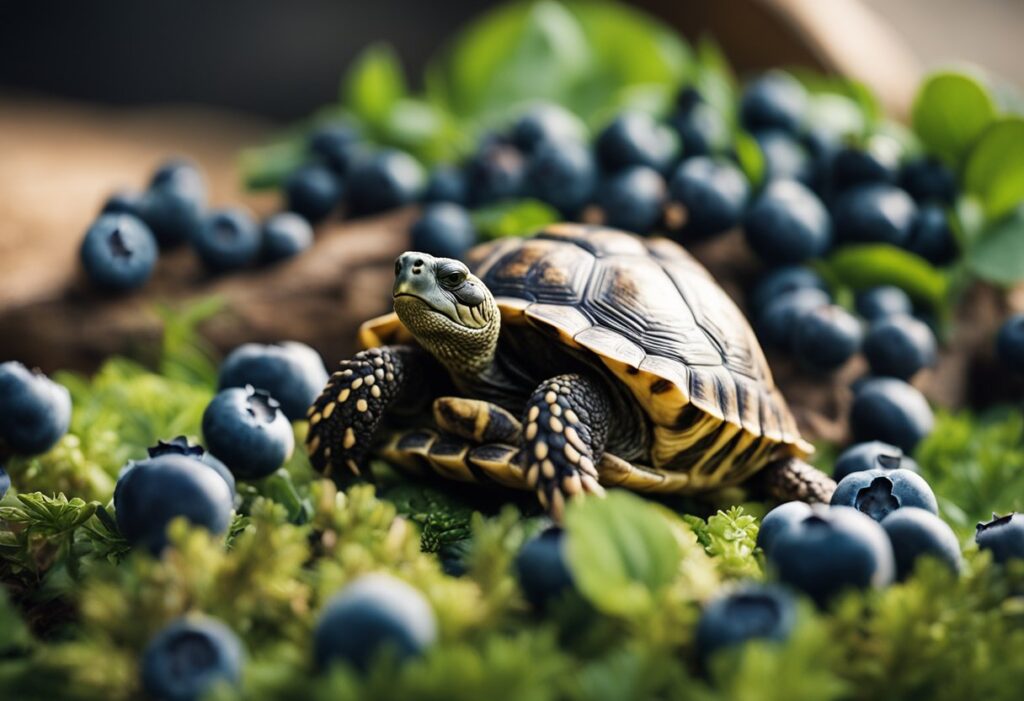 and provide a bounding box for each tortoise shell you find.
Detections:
[361,224,811,492]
